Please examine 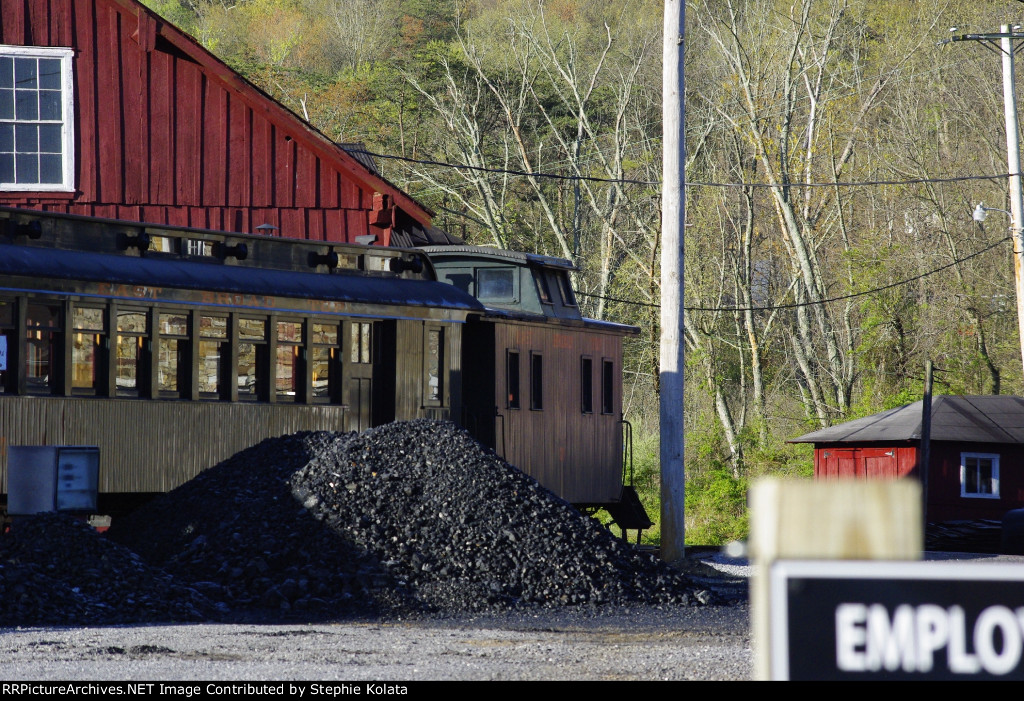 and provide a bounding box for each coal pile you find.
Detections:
[0,420,718,626]
[107,420,715,621]
[107,430,415,621]
[290,420,711,613]
[0,513,216,626]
